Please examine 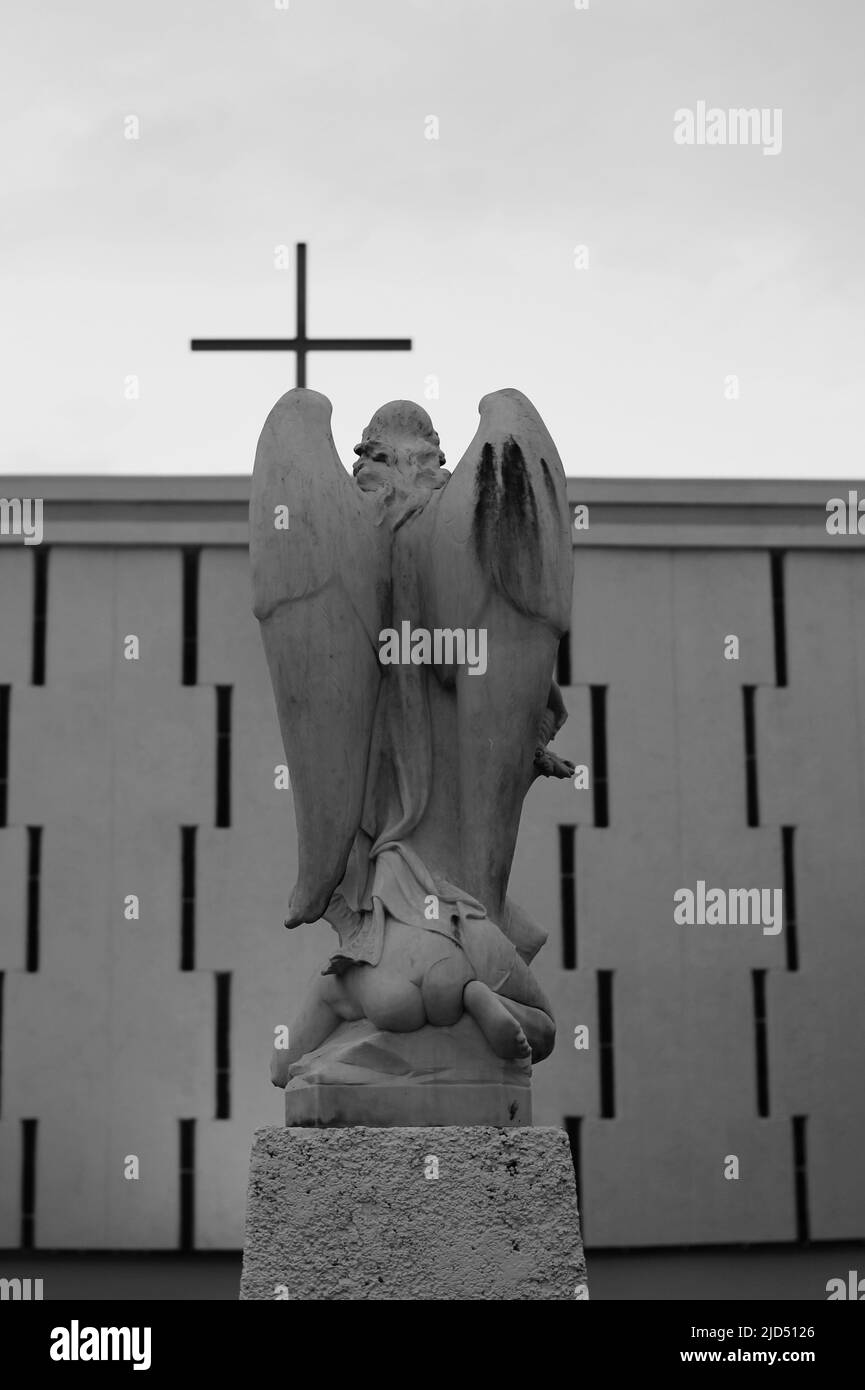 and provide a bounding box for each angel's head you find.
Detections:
[353,401,448,509]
